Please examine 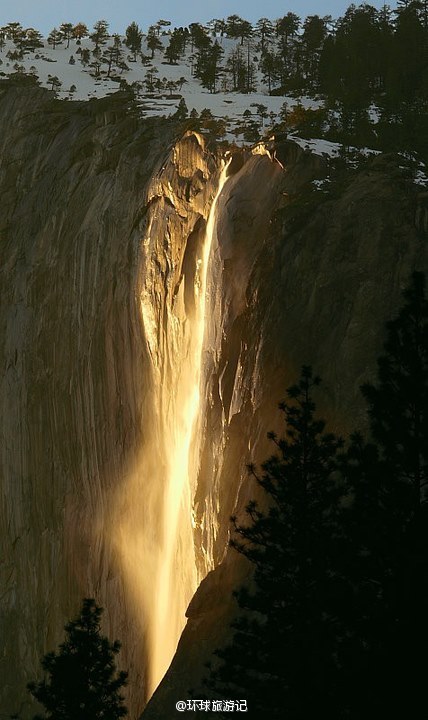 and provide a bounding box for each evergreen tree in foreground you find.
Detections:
[205,367,347,718]
[361,271,428,516]
[205,273,428,718]
[343,271,428,717]
[27,599,128,719]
